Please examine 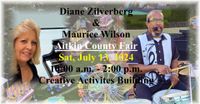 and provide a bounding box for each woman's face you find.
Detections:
[15,30,37,64]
